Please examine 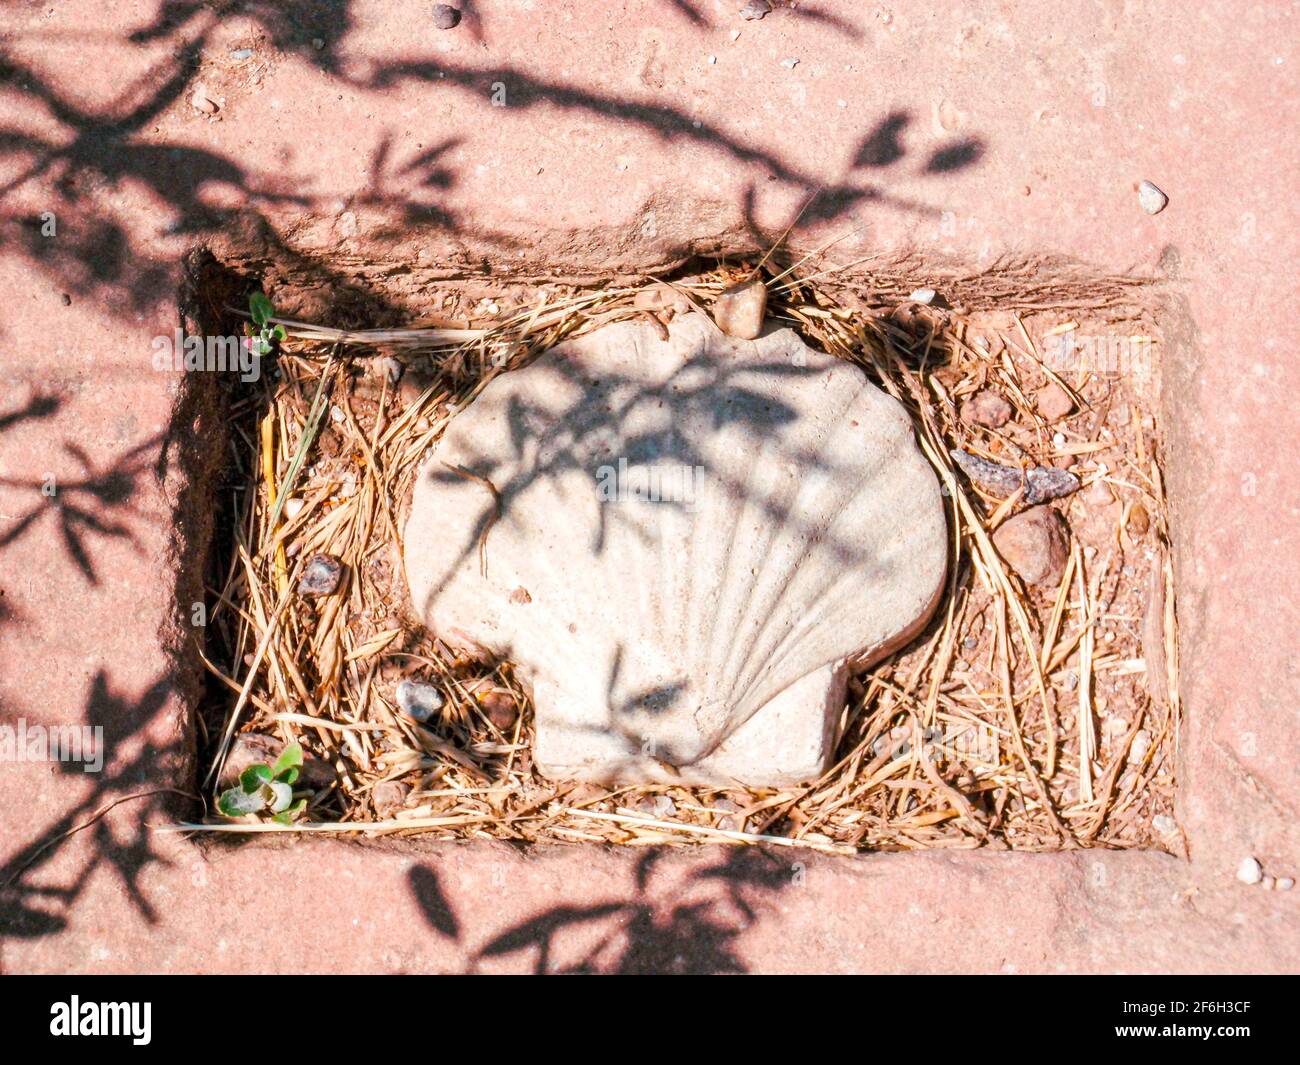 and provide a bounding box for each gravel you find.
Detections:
[298,553,343,596]
[1236,856,1263,885]
[431,4,461,29]
[1138,179,1168,215]
[396,679,446,722]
